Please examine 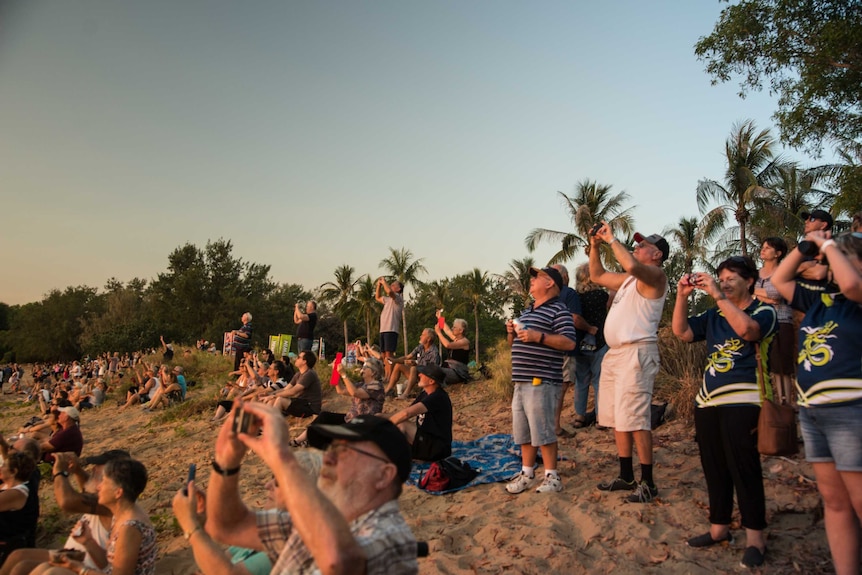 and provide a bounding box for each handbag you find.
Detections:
[755,347,798,456]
